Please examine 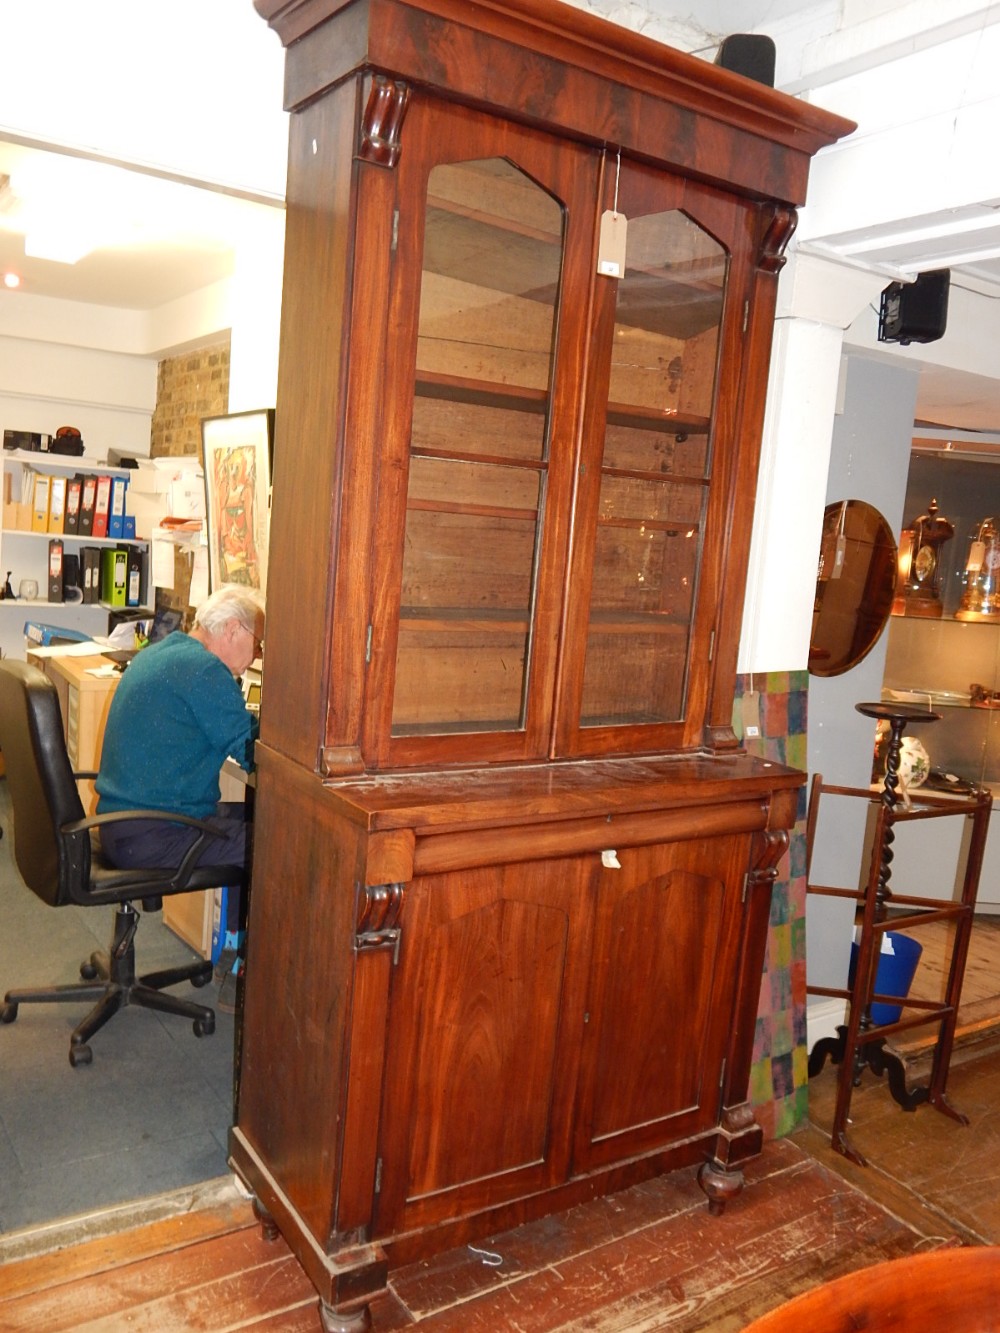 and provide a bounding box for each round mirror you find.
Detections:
[809,500,897,677]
